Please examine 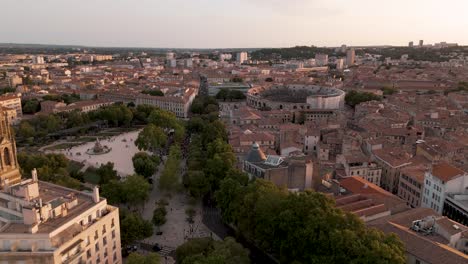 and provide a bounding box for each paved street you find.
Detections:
[138,158,219,262]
